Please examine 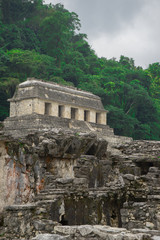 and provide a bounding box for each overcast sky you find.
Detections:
[44,0,160,68]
